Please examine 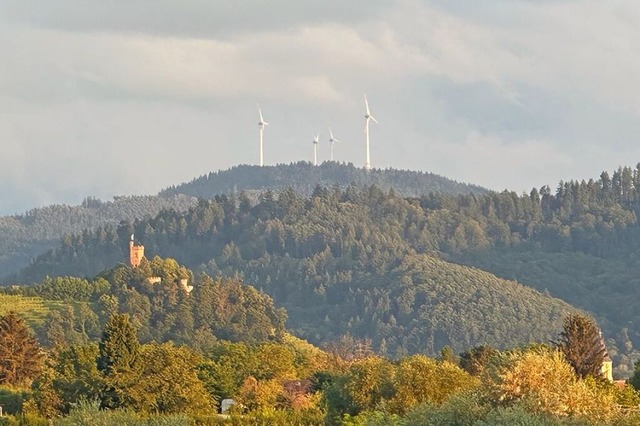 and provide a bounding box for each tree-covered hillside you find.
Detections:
[161,161,488,199]
[12,165,640,374]
[5,258,286,348]
[0,194,197,276]
[0,163,483,278]
[9,186,576,359]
